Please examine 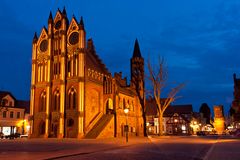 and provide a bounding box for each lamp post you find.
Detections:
[22,120,26,135]
[124,108,129,143]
